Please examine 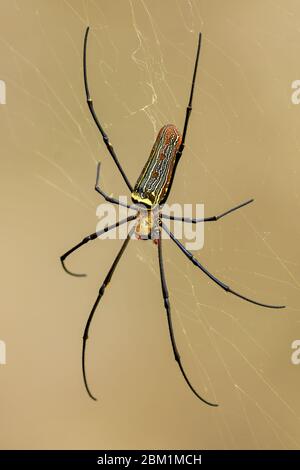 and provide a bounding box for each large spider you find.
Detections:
[60,27,285,407]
